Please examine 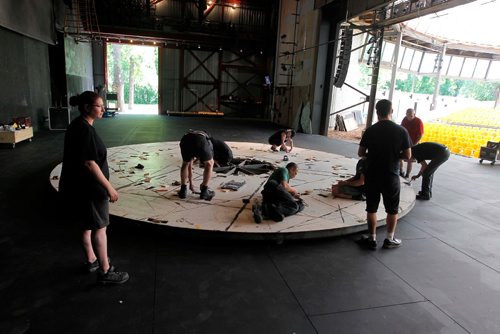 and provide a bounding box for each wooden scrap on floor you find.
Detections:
[147,217,168,224]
